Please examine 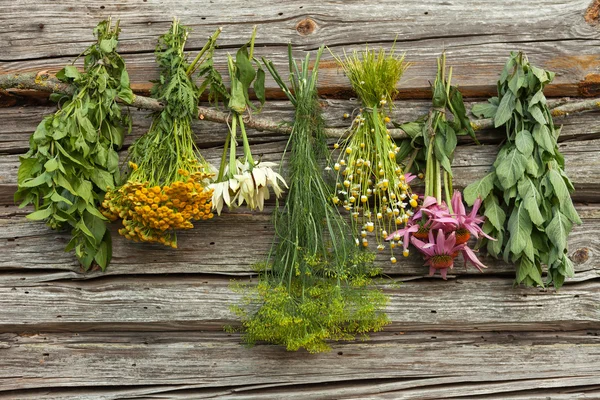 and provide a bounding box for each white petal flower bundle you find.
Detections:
[208,28,287,214]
